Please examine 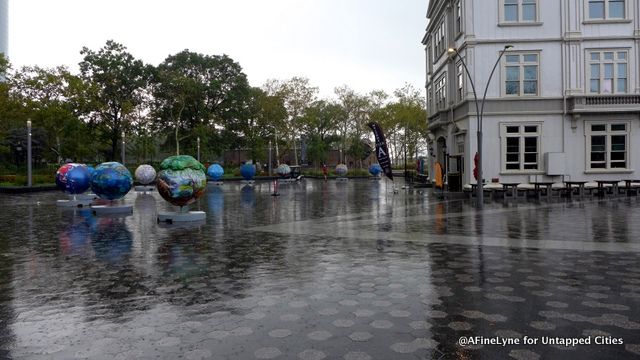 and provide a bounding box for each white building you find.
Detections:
[423,0,640,189]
